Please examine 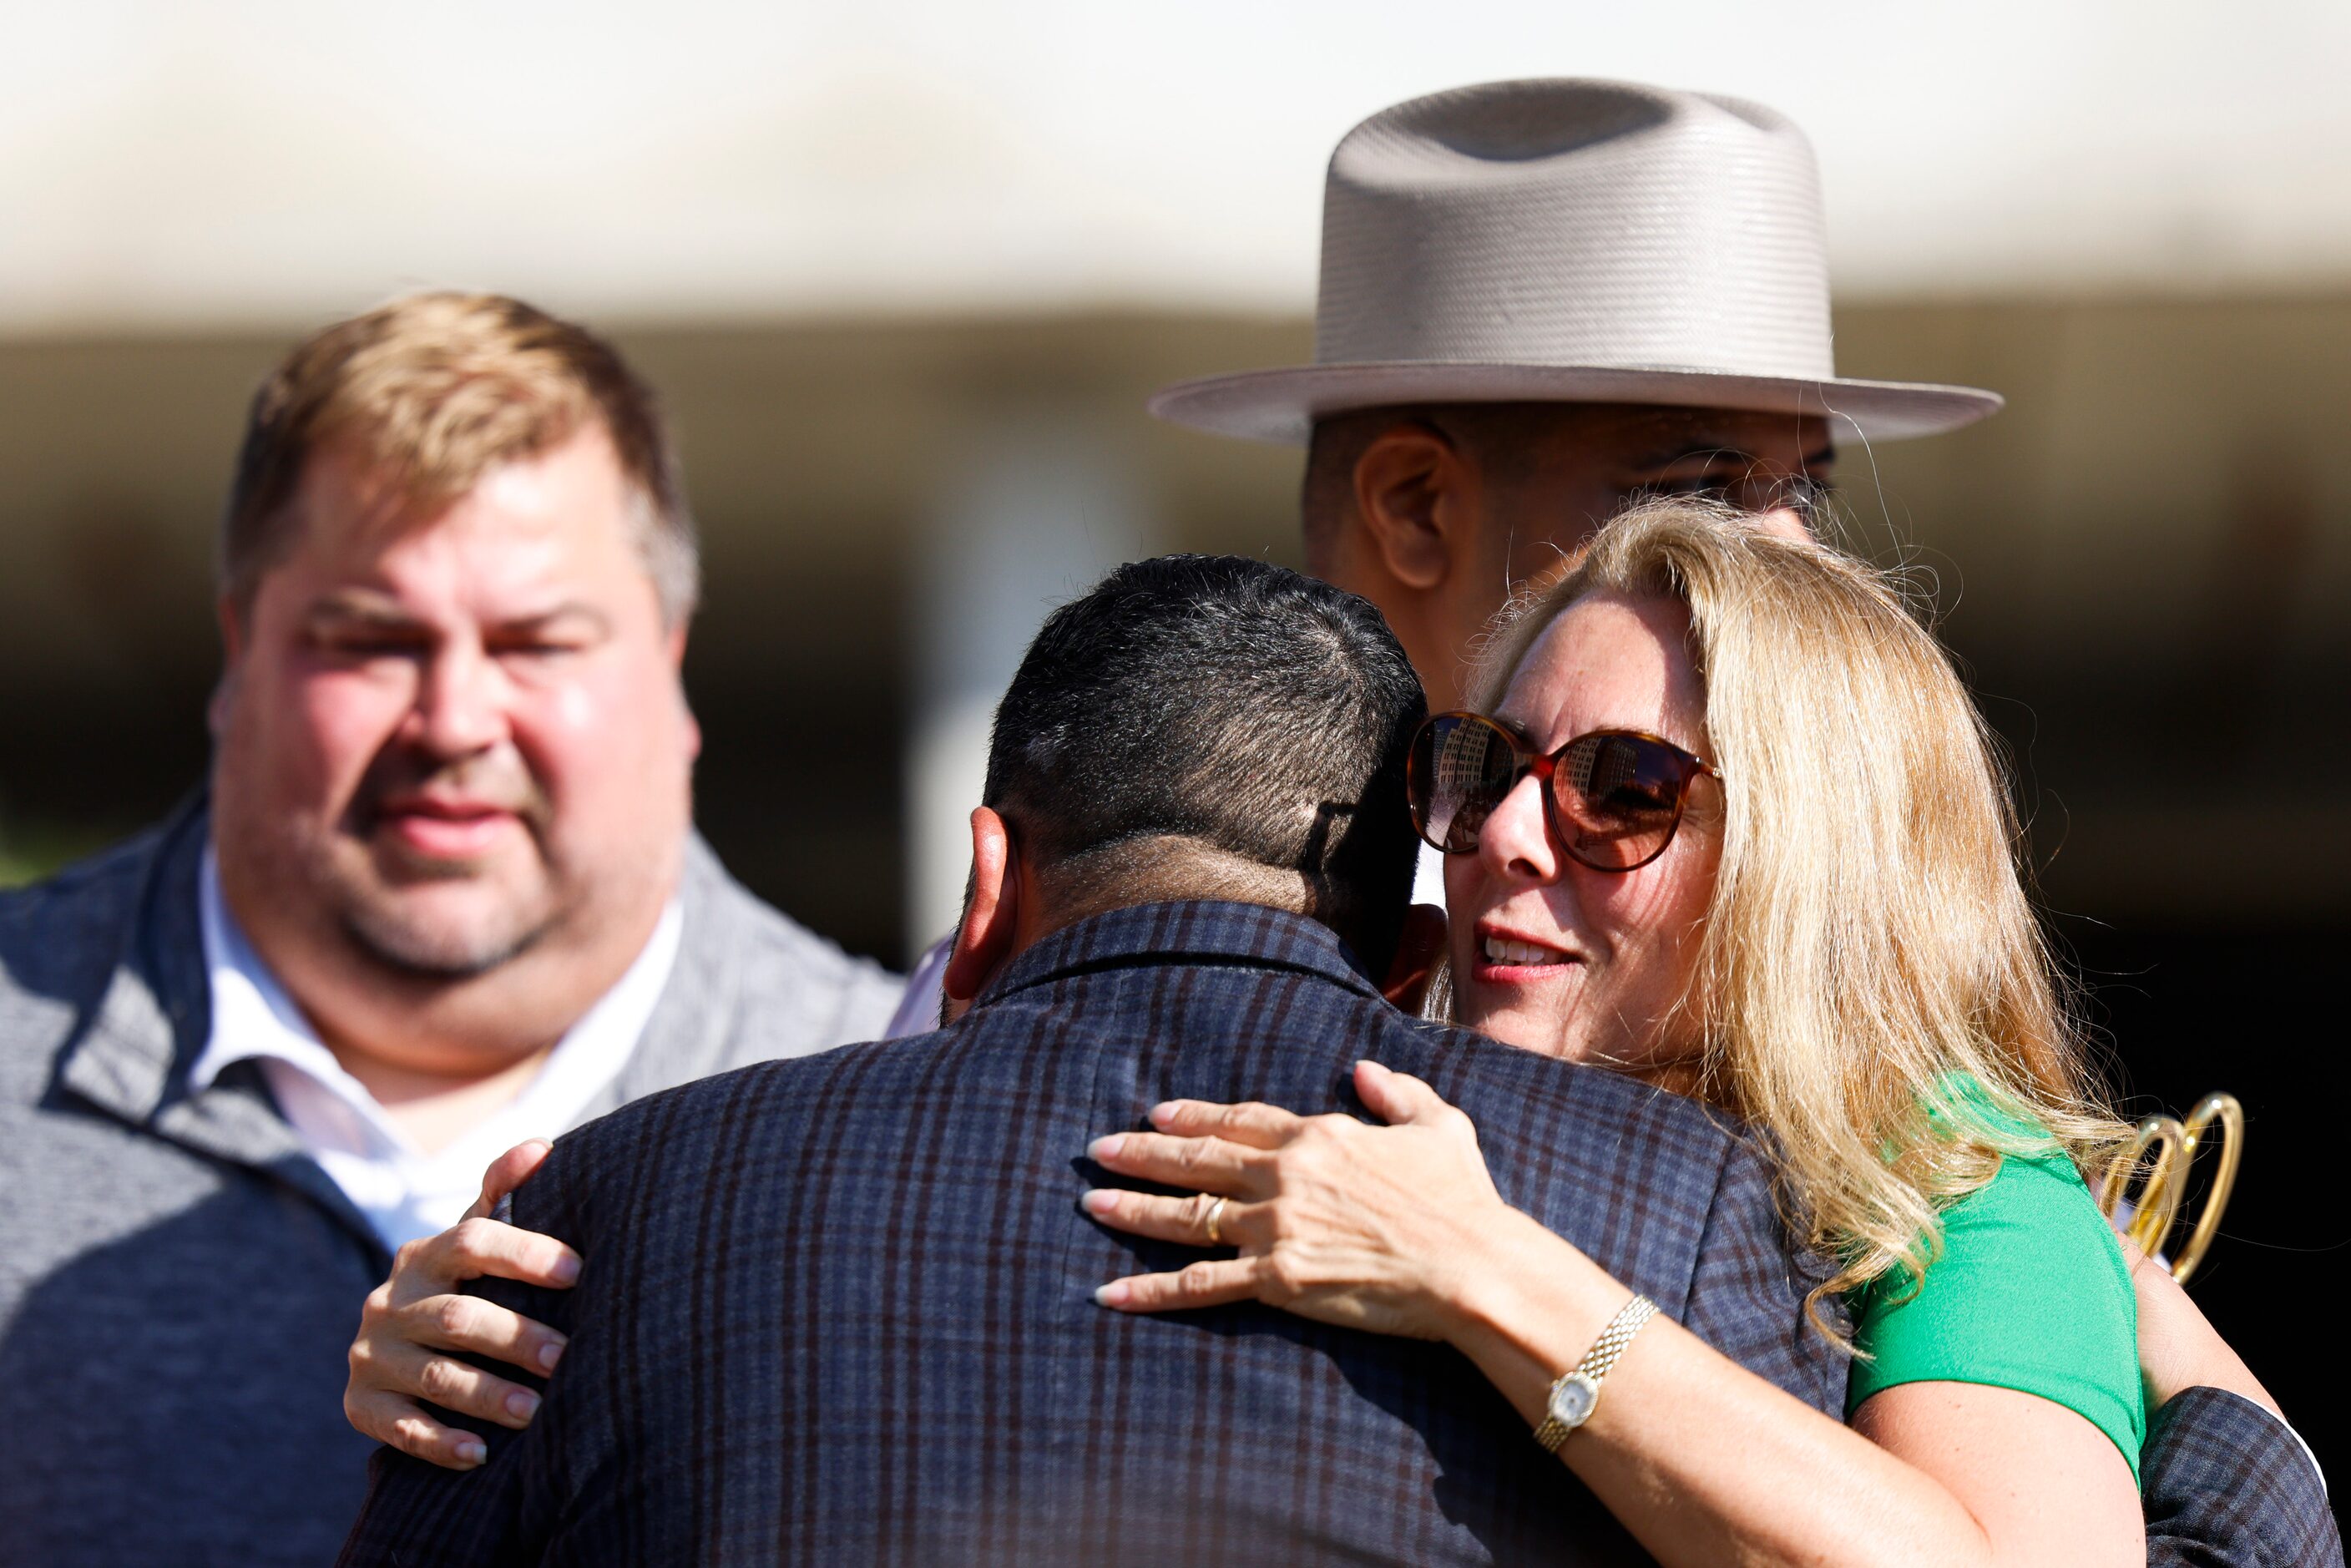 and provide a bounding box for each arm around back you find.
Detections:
[1087,1063,2151,1568]
[337,1130,602,1566]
